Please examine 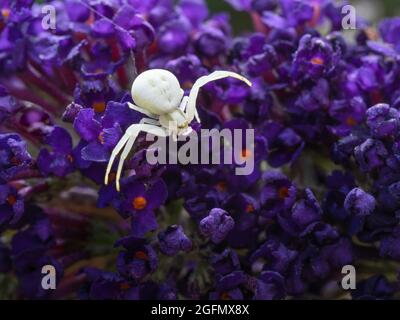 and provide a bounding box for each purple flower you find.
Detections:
[199,208,235,244]
[115,236,158,280]
[37,126,75,177]
[0,184,24,231]
[165,54,208,84]
[366,104,400,138]
[254,271,286,300]
[223,193,259,247]
[250,240,297,274]
[291,34,340,81]
[179,0,209,28]
[209,271,247,300]
[65,0,90,23]
[119,178,168,237]
[344,188,376,235]
[260,171,296,218]
[0,85,20,123]
[260,121,304,168]
[81,268,137,300]
[320,238,353,268]
[251,0,278,13]
[74,108,122,162]
[281,0,314,27]
[13,254,62,299]
[0,133,32,181]
[278,189,322,236]
[323,171,356,221]
[354,138,388,172]
[158,225,192,256]
[344,188,376,217]
[328,97,366,137]
[211,249,241,276]
[379,17,400,52]
[11,217,63,299]
[194,17,230,58]
[158,18,191,55]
